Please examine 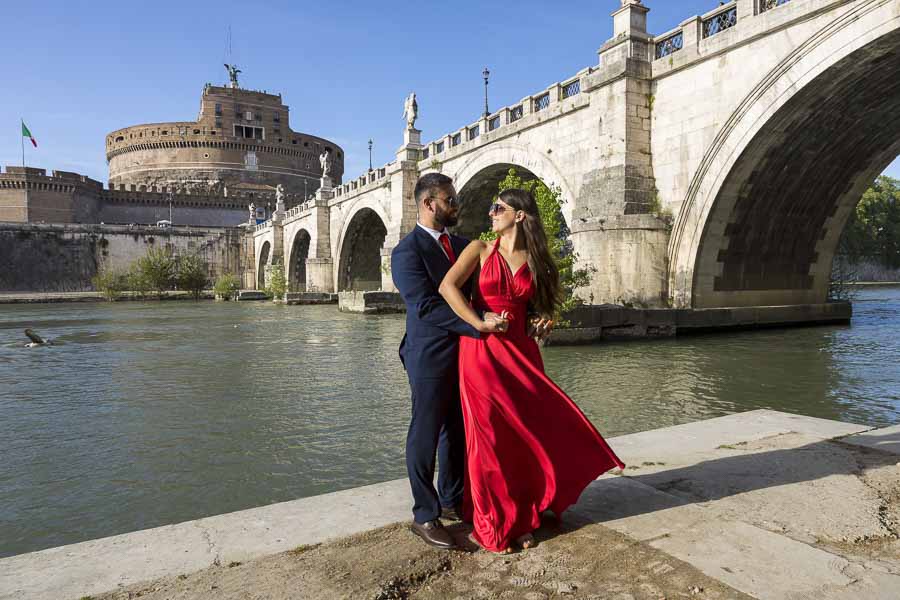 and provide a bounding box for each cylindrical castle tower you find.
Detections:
[106,82,343,199]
